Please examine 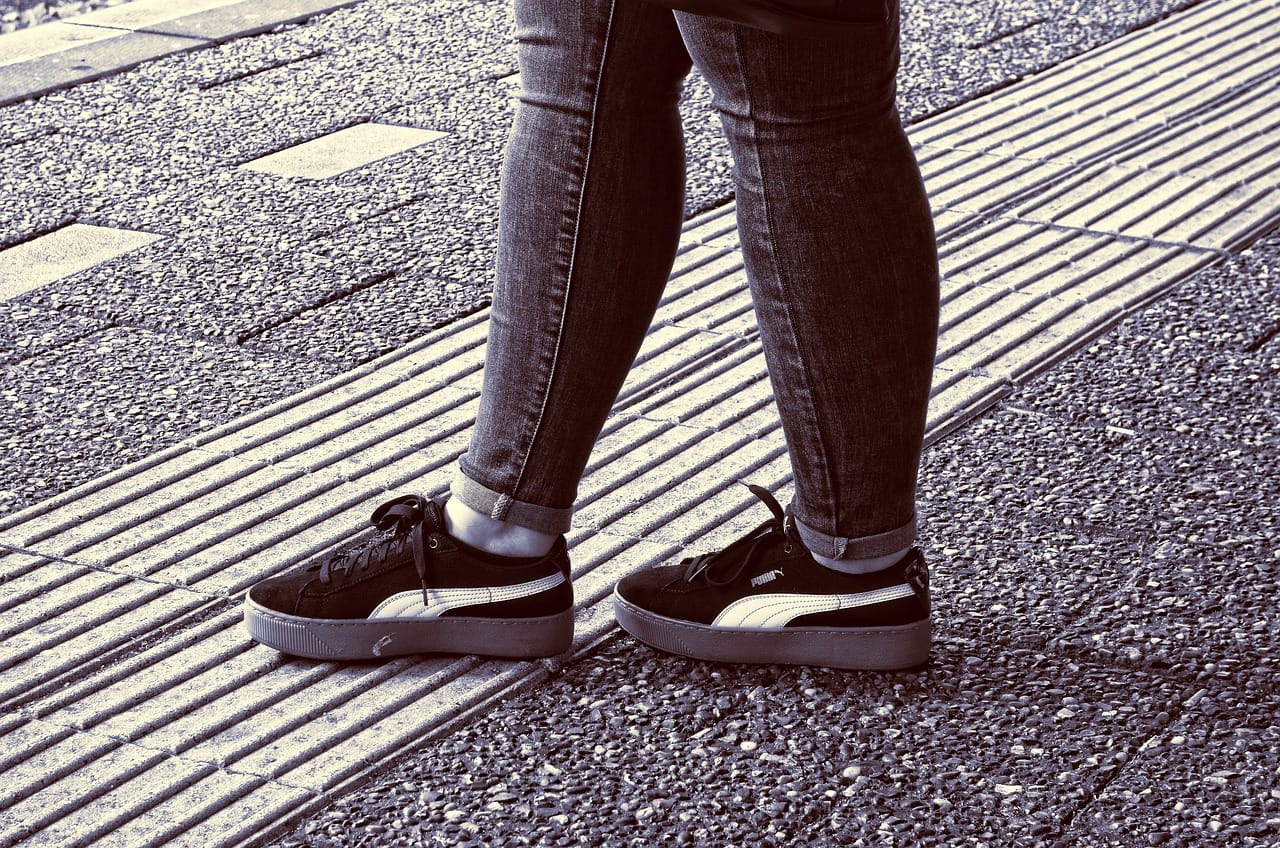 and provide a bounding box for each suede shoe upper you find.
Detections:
[615,485,929,629]
[248,495,572,621]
